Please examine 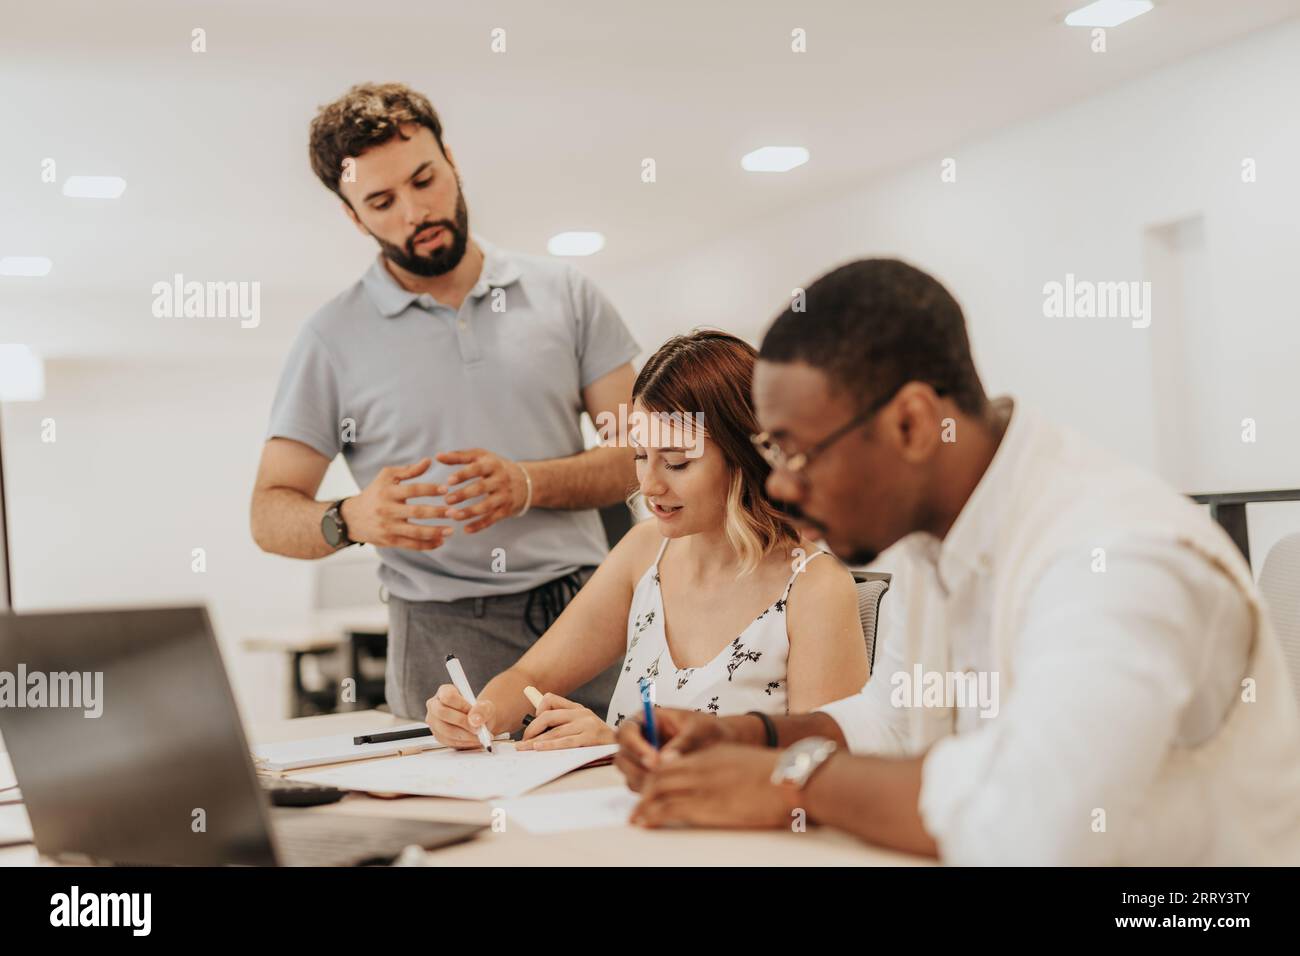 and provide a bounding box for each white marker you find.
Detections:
[445,654,495,753]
